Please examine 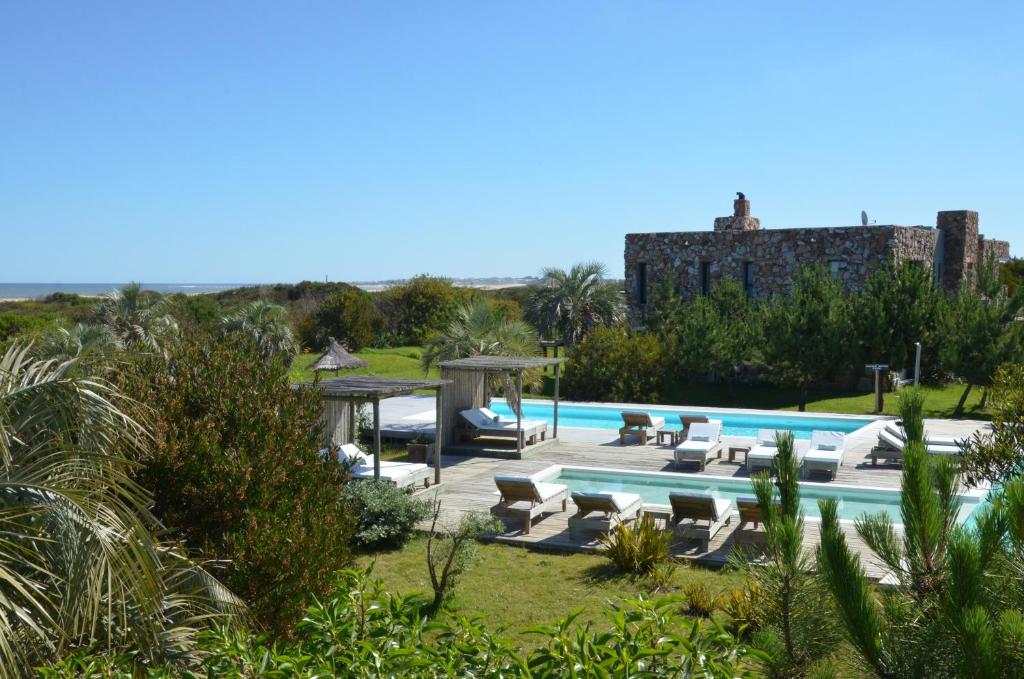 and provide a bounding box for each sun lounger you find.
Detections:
[668,491,733,551]
[490,475,568,535]
[883,421,962,447]
[673,422,724,471]
[619,411,665,445]
[459,408,547,446]
[567,491,643,540]
[801,430,846,481]
[746,429,788,474]
[335,443,433,490]
[872,427,962,465]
